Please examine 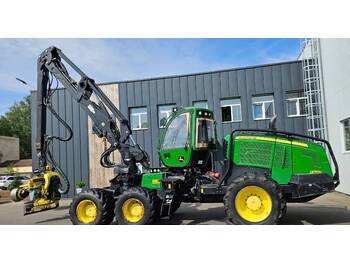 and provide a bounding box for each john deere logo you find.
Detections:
[178,156,184,162]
